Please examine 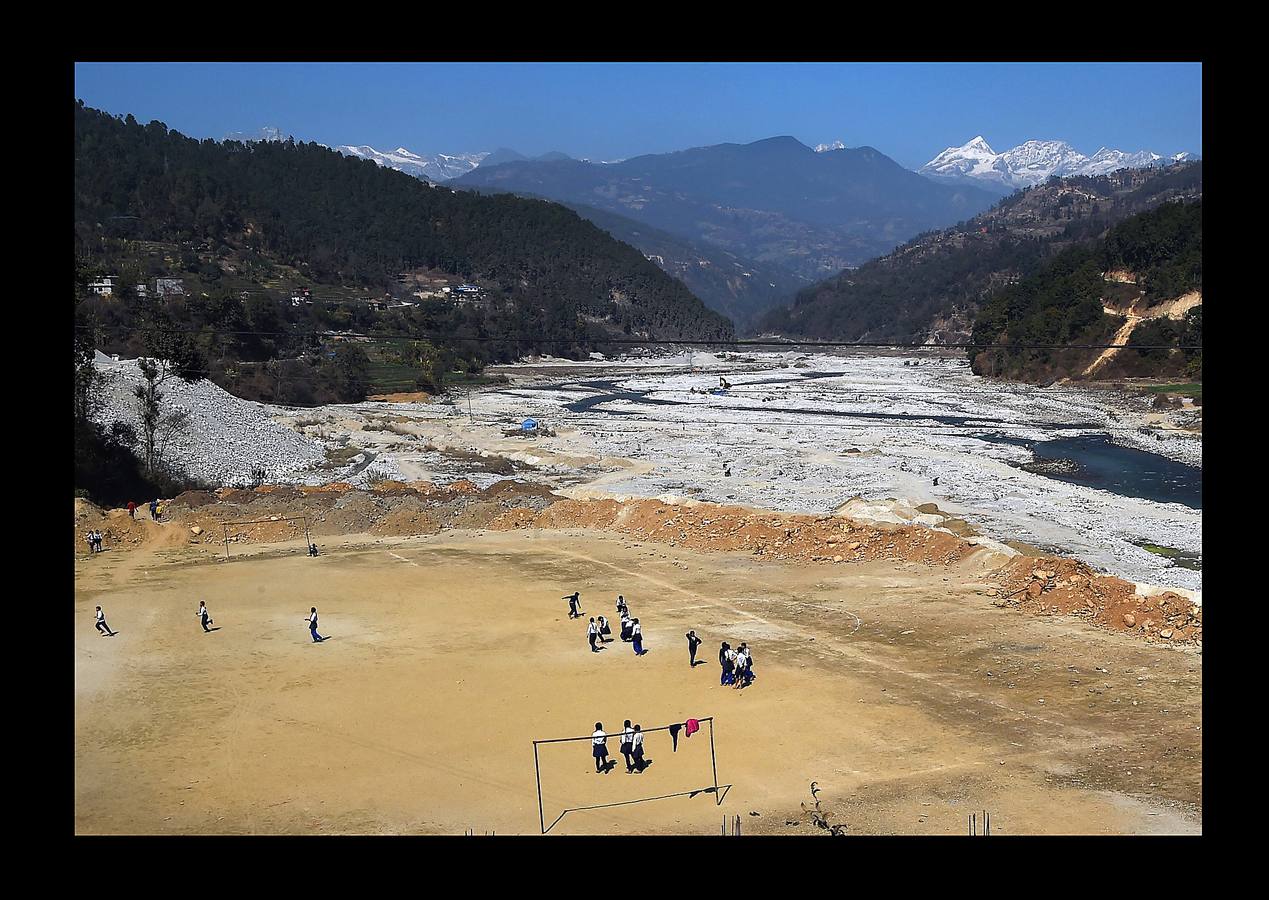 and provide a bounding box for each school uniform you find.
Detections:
[632,622,644,655]
[308,611,323,642]
[592,730,609,770]
[720,648,735,685]
[198,605,211,632]
[599,617,612,639]
[95,609,111,635]
[620,616,632,641]
[588,621,599,652]
[631,731,647,772]
[620,727,636,772]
